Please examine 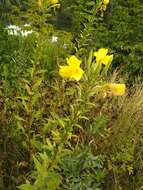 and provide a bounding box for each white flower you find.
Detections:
[51,36,58,43]
[6,24,33,37]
